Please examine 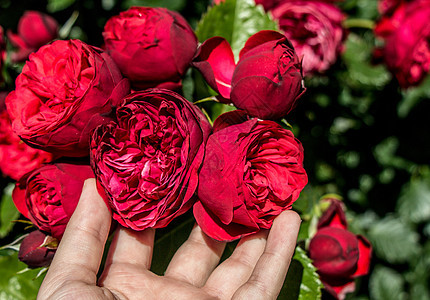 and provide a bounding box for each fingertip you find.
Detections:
[274,209,301,228]
[77,178,111,217]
